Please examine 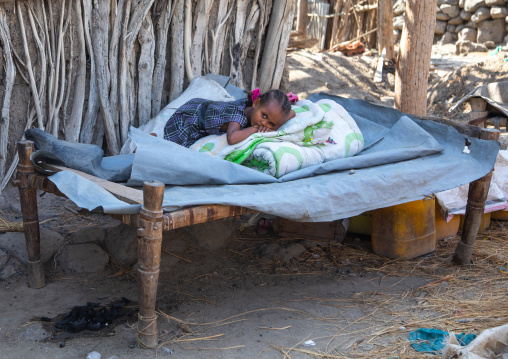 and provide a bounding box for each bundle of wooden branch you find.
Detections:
[0,217,23,232]
[0,0,297,194]
[328,0,378,50]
